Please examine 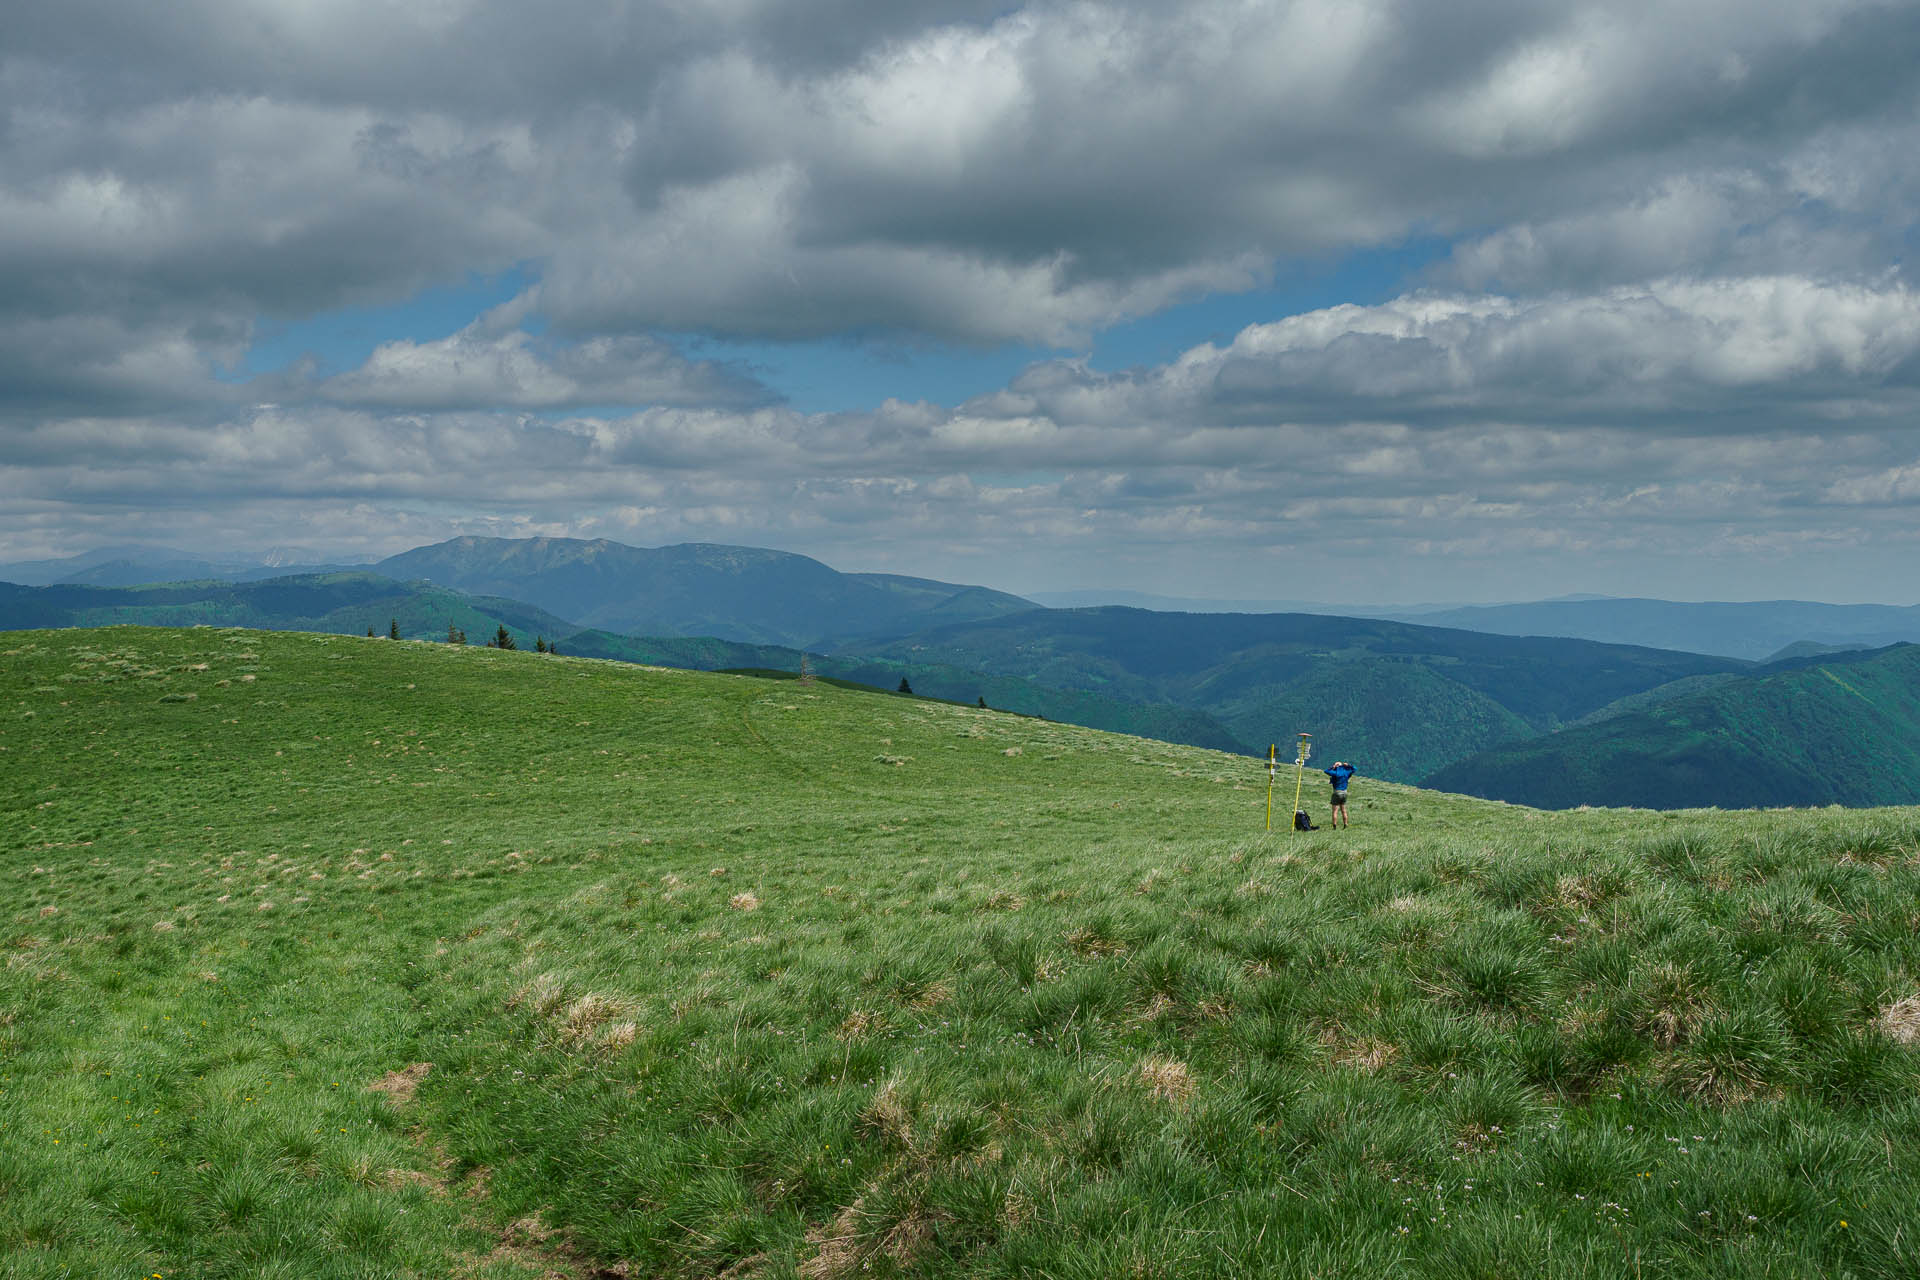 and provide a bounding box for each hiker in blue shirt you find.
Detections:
[1324,761,1356,828]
